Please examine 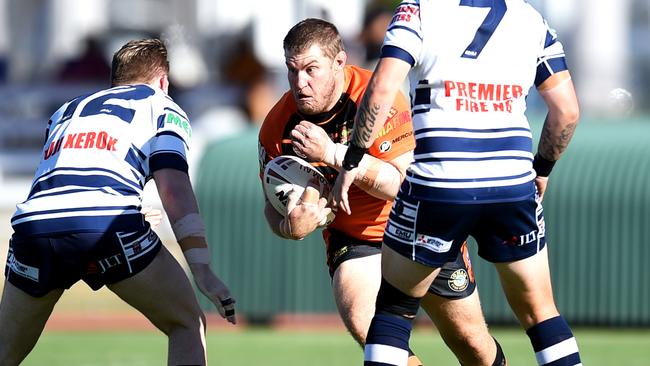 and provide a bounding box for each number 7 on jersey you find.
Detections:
[460,0,507,59]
